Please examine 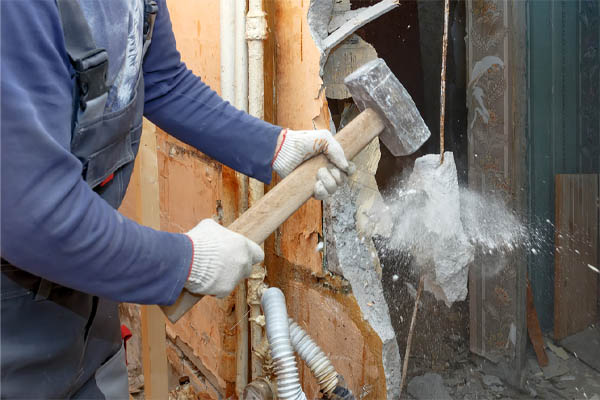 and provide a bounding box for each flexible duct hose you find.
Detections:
[288,318,339,395]
[261,288,306,400]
